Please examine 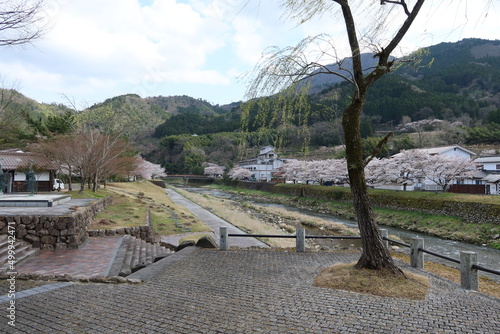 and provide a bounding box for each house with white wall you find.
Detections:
[237,146,295,182]
[413,145,478,191]
[474,156,500,195]
[385,145,478,191]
